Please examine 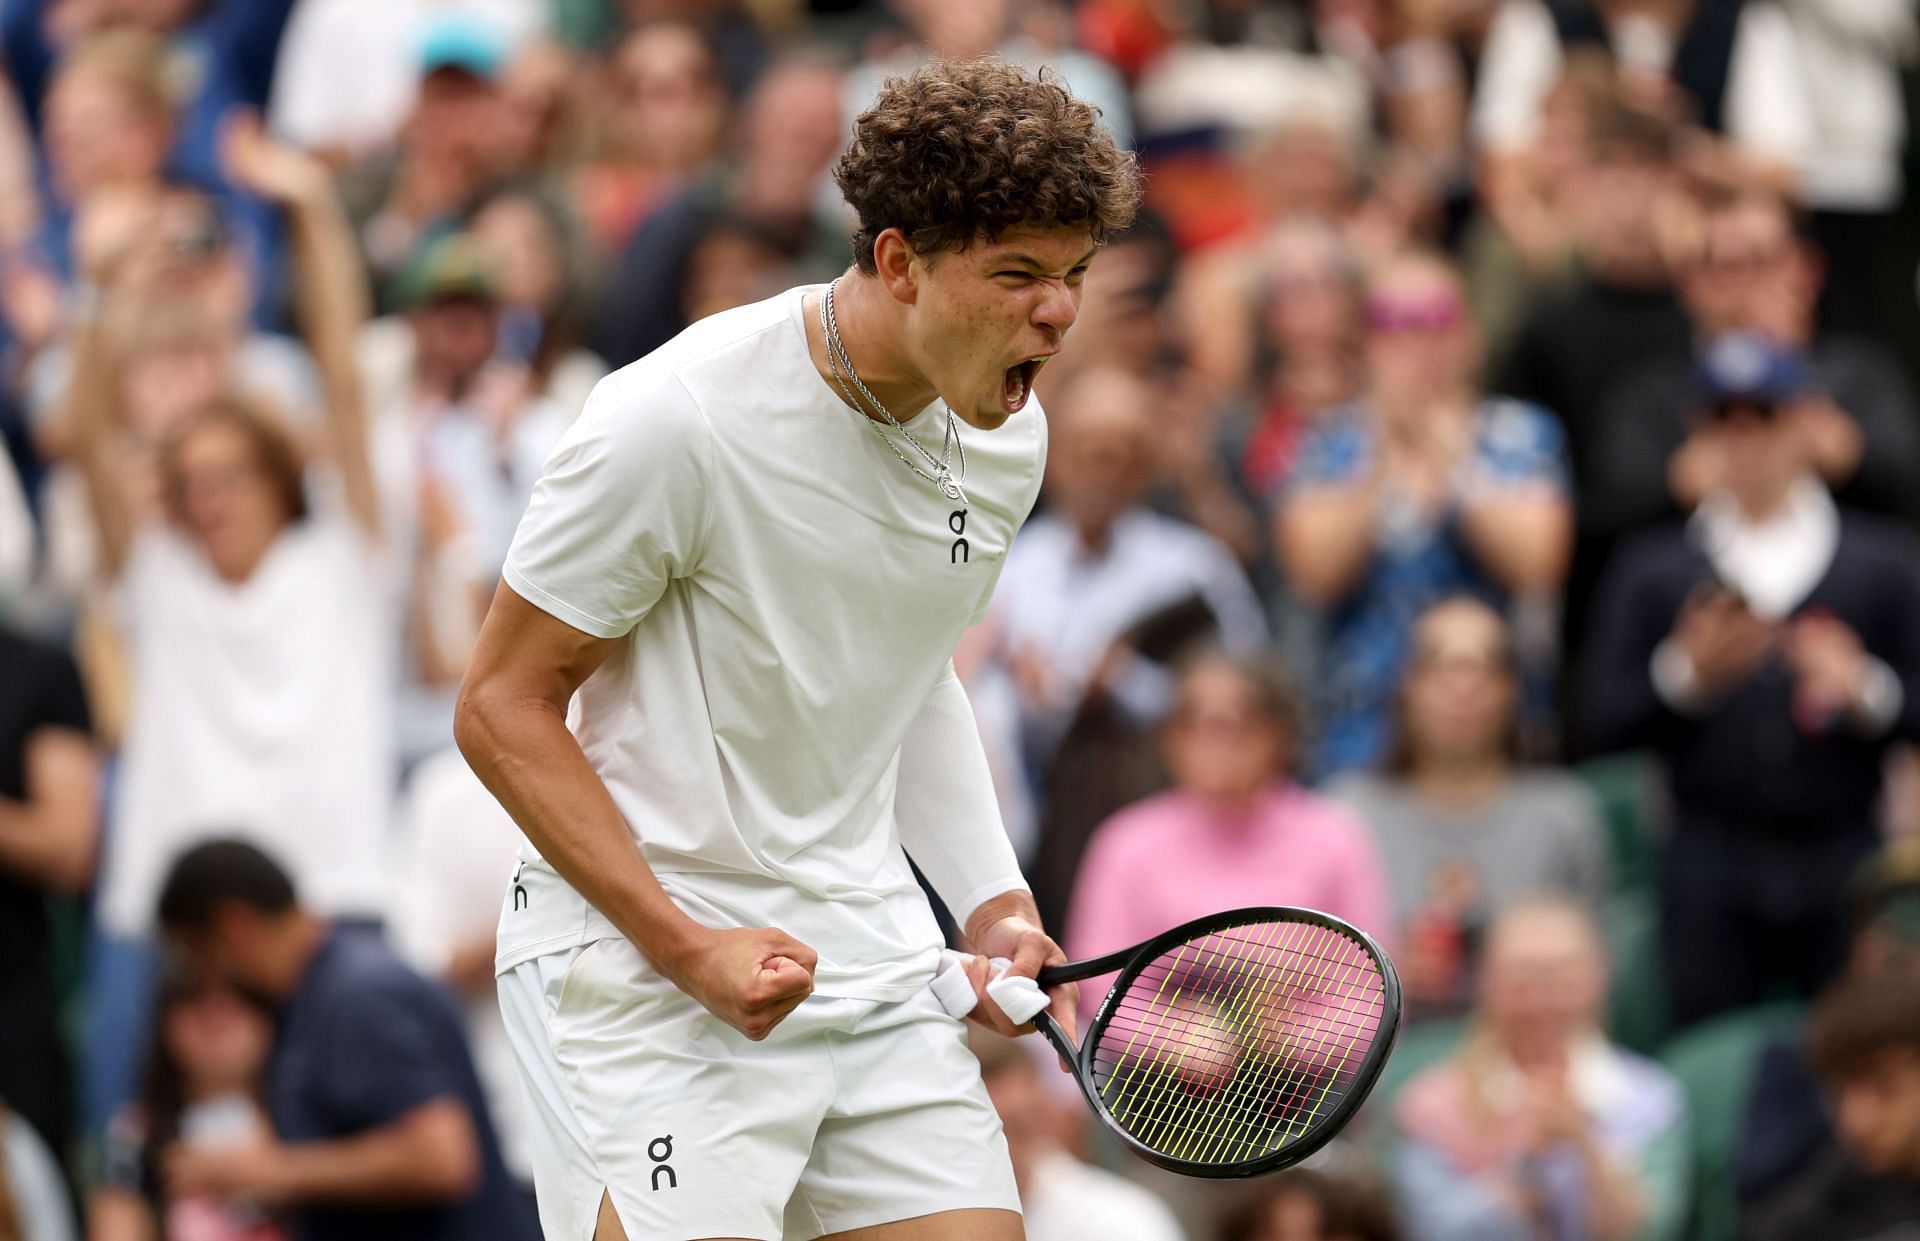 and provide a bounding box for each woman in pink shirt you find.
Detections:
[1065,650,1394,988]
